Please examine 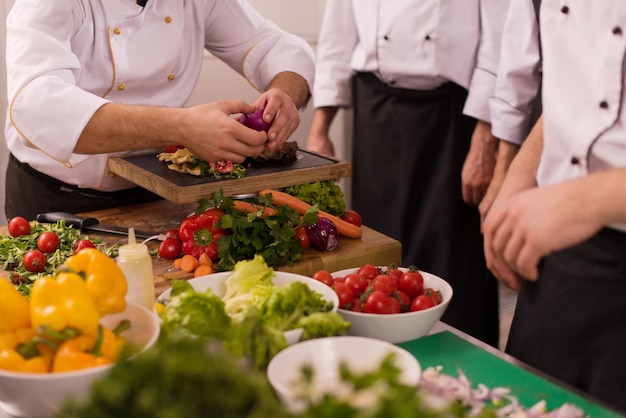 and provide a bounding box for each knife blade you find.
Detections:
[35,212,161,240]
